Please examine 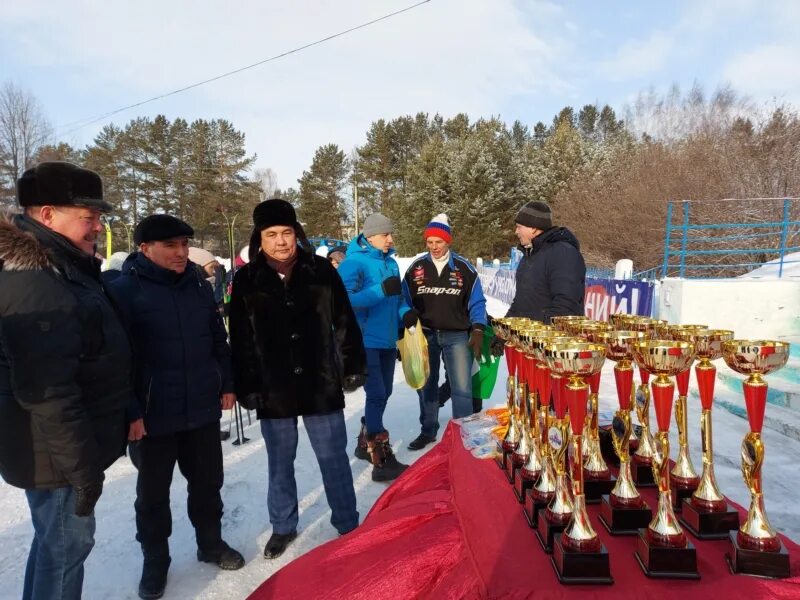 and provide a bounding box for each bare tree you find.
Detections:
[0,81,52,204]
[252,167,278,201]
